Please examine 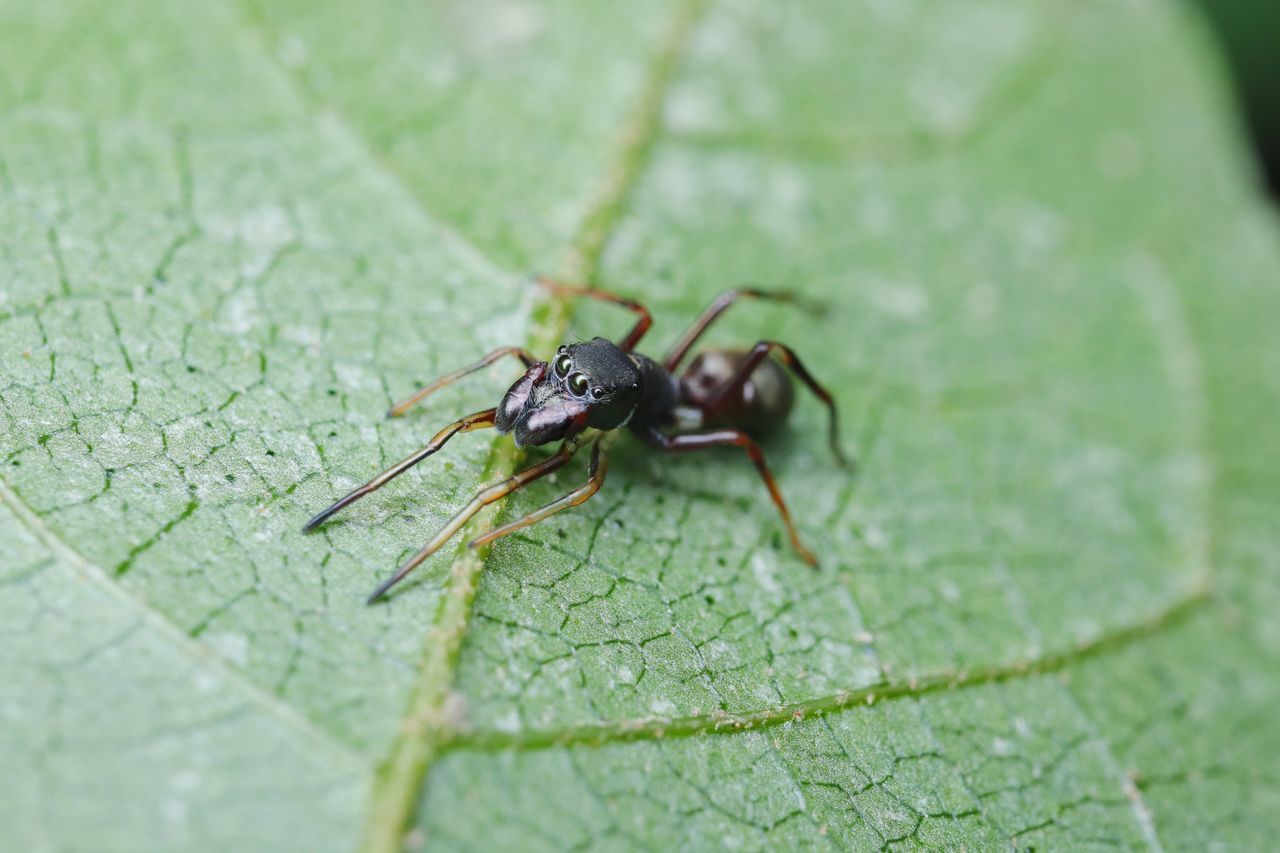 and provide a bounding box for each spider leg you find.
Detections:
[663,288,800,372]
[468,439,607,550]
[535,277,652,351]
[366,441,578,602]
[302,408,497,532]
[705,340,848,467]
[640,426,818,566]
[388,346,538,418]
